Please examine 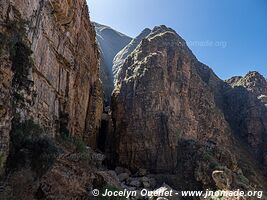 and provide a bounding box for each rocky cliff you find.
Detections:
[0,1,127,199]
[111,25,231,172]
[227,71,267,107]
[113,28,151,81]
[0,0,103,169]
[94,22,132,104]
[1,1,267,198]
[224,72,267,170]
[110,25,267,192]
